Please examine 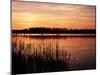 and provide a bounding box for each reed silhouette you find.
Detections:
[12,40,71,74]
